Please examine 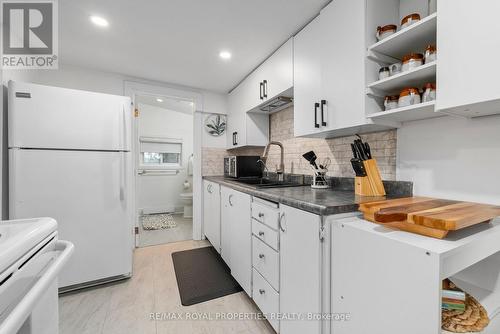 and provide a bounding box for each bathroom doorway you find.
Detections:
[134,94,194,247]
